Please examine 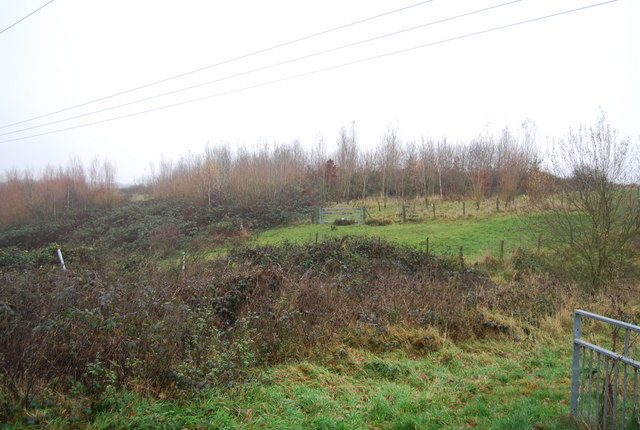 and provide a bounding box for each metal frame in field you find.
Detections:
[571,309,639,429]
